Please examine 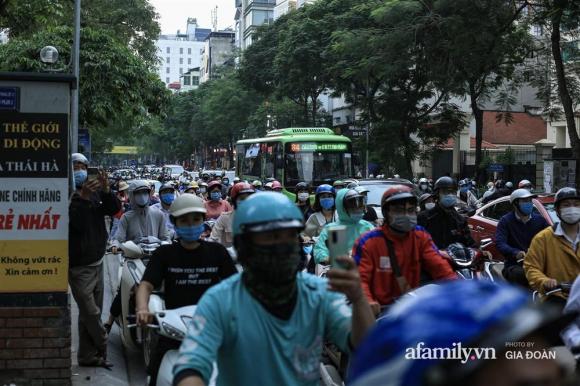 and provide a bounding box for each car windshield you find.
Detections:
[541,202,559,224]
[285,142,352,186]
[361,183,398,206]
